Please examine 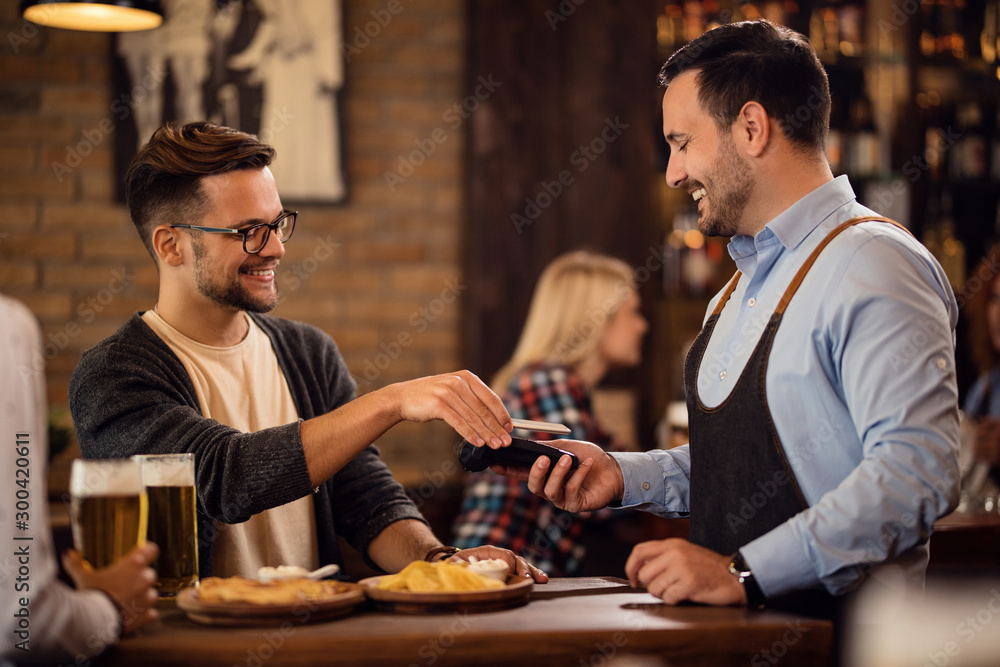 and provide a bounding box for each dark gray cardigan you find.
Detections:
[69,312,426,577]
